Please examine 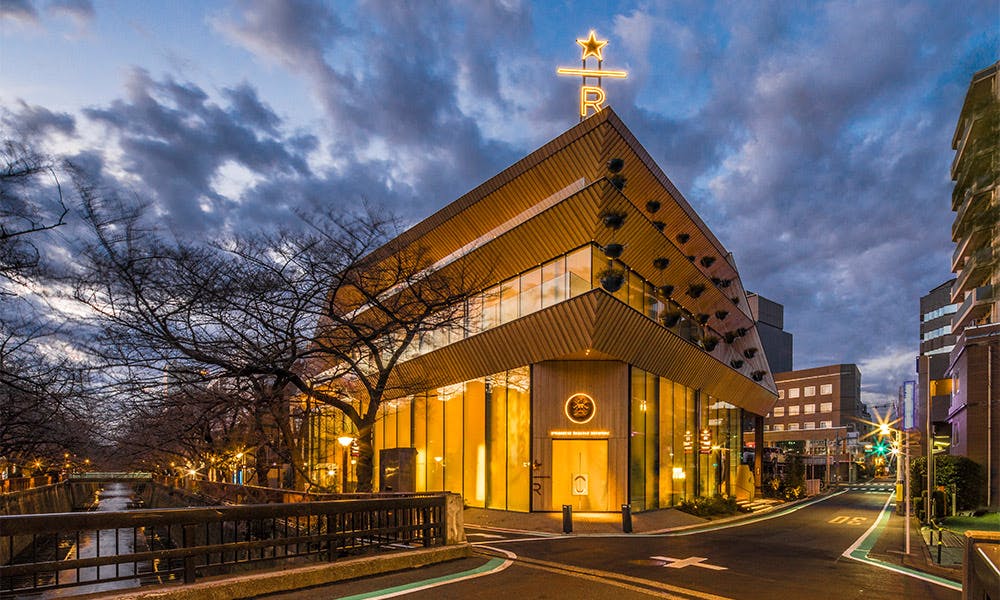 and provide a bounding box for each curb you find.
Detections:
[92,545,472,600]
